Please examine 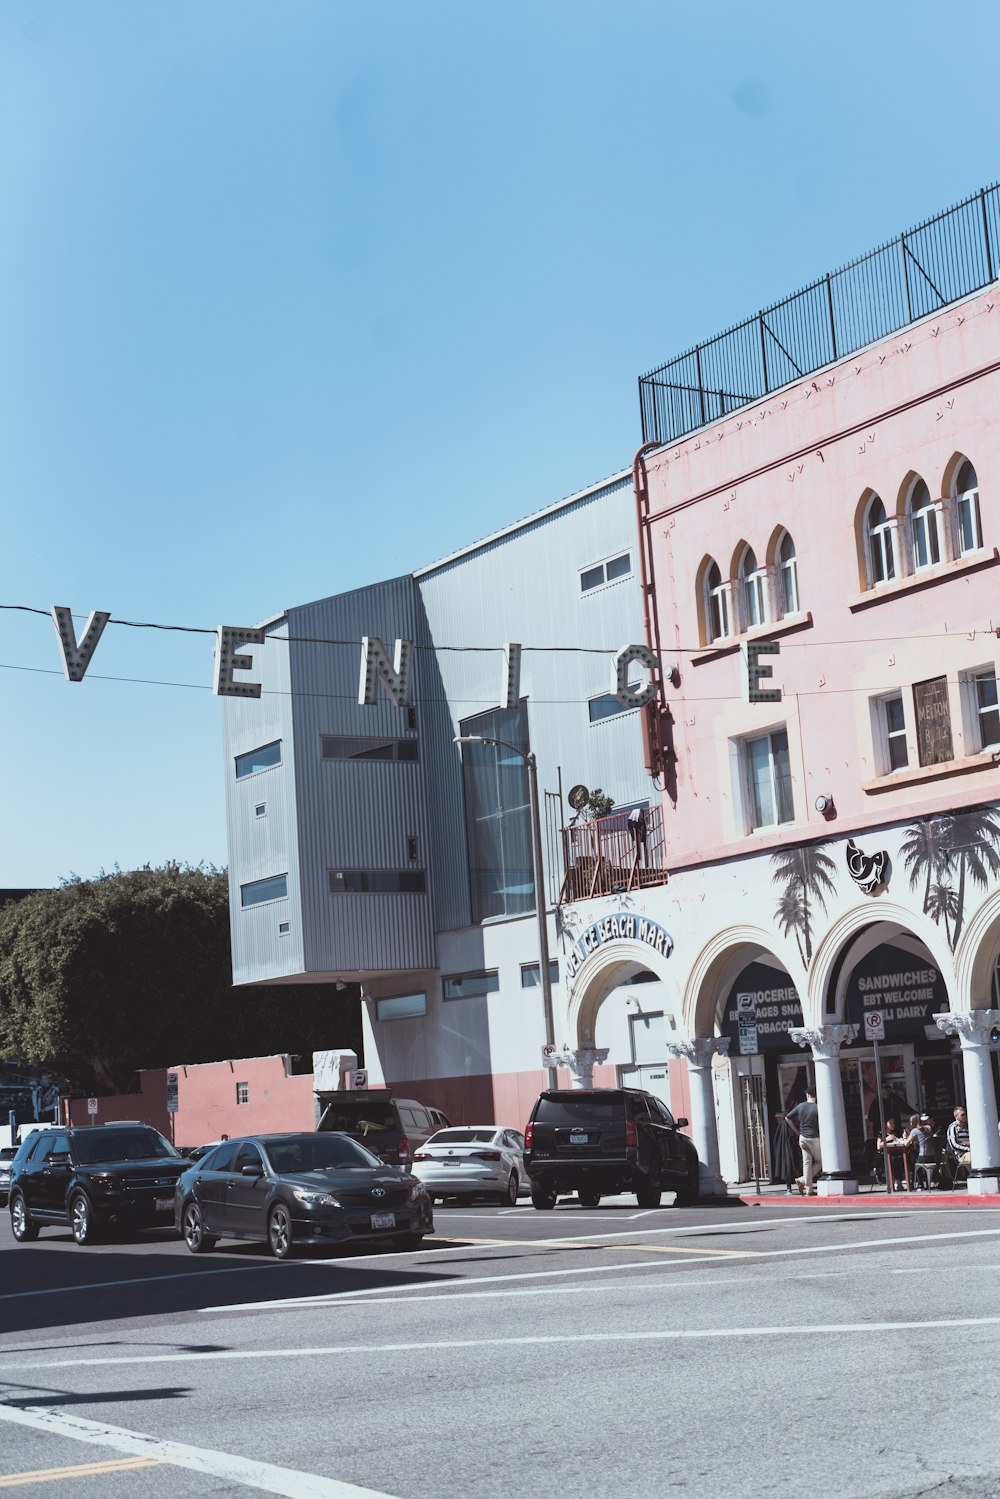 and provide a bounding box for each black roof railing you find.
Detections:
[638,183,1000,446]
